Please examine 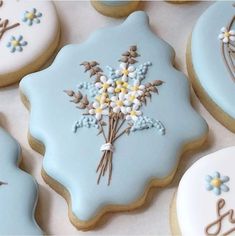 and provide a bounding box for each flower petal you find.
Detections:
[89,109,95,115]
[107,87,114,93]
[129,72,137,79]
[223,37,229,43]
[128,65,135,72]
[221,176,230,183]
[95,82,102,88]
[229,30,235,35]
[93,101,99,109]
[110,102,116,108]
[96,113,102,120]
[102,109,109,115]
[213,171,220,179]
[121,107,127,114]
[221,27,227,33]
[205,183,213,191]
[100,76,107,83]
[218,34,224,39]
[122,75,128,82]
[113,106,120,113]
[120,62,126,70]
[111,96,117,102]
[205,175,213,182]
[119,92,125,100]
[220,184,229,192]
[132,115,138,121]
[126,115,131,120]
[115,70,122,77]
[229,36,235,42]
[213,187,221,195]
